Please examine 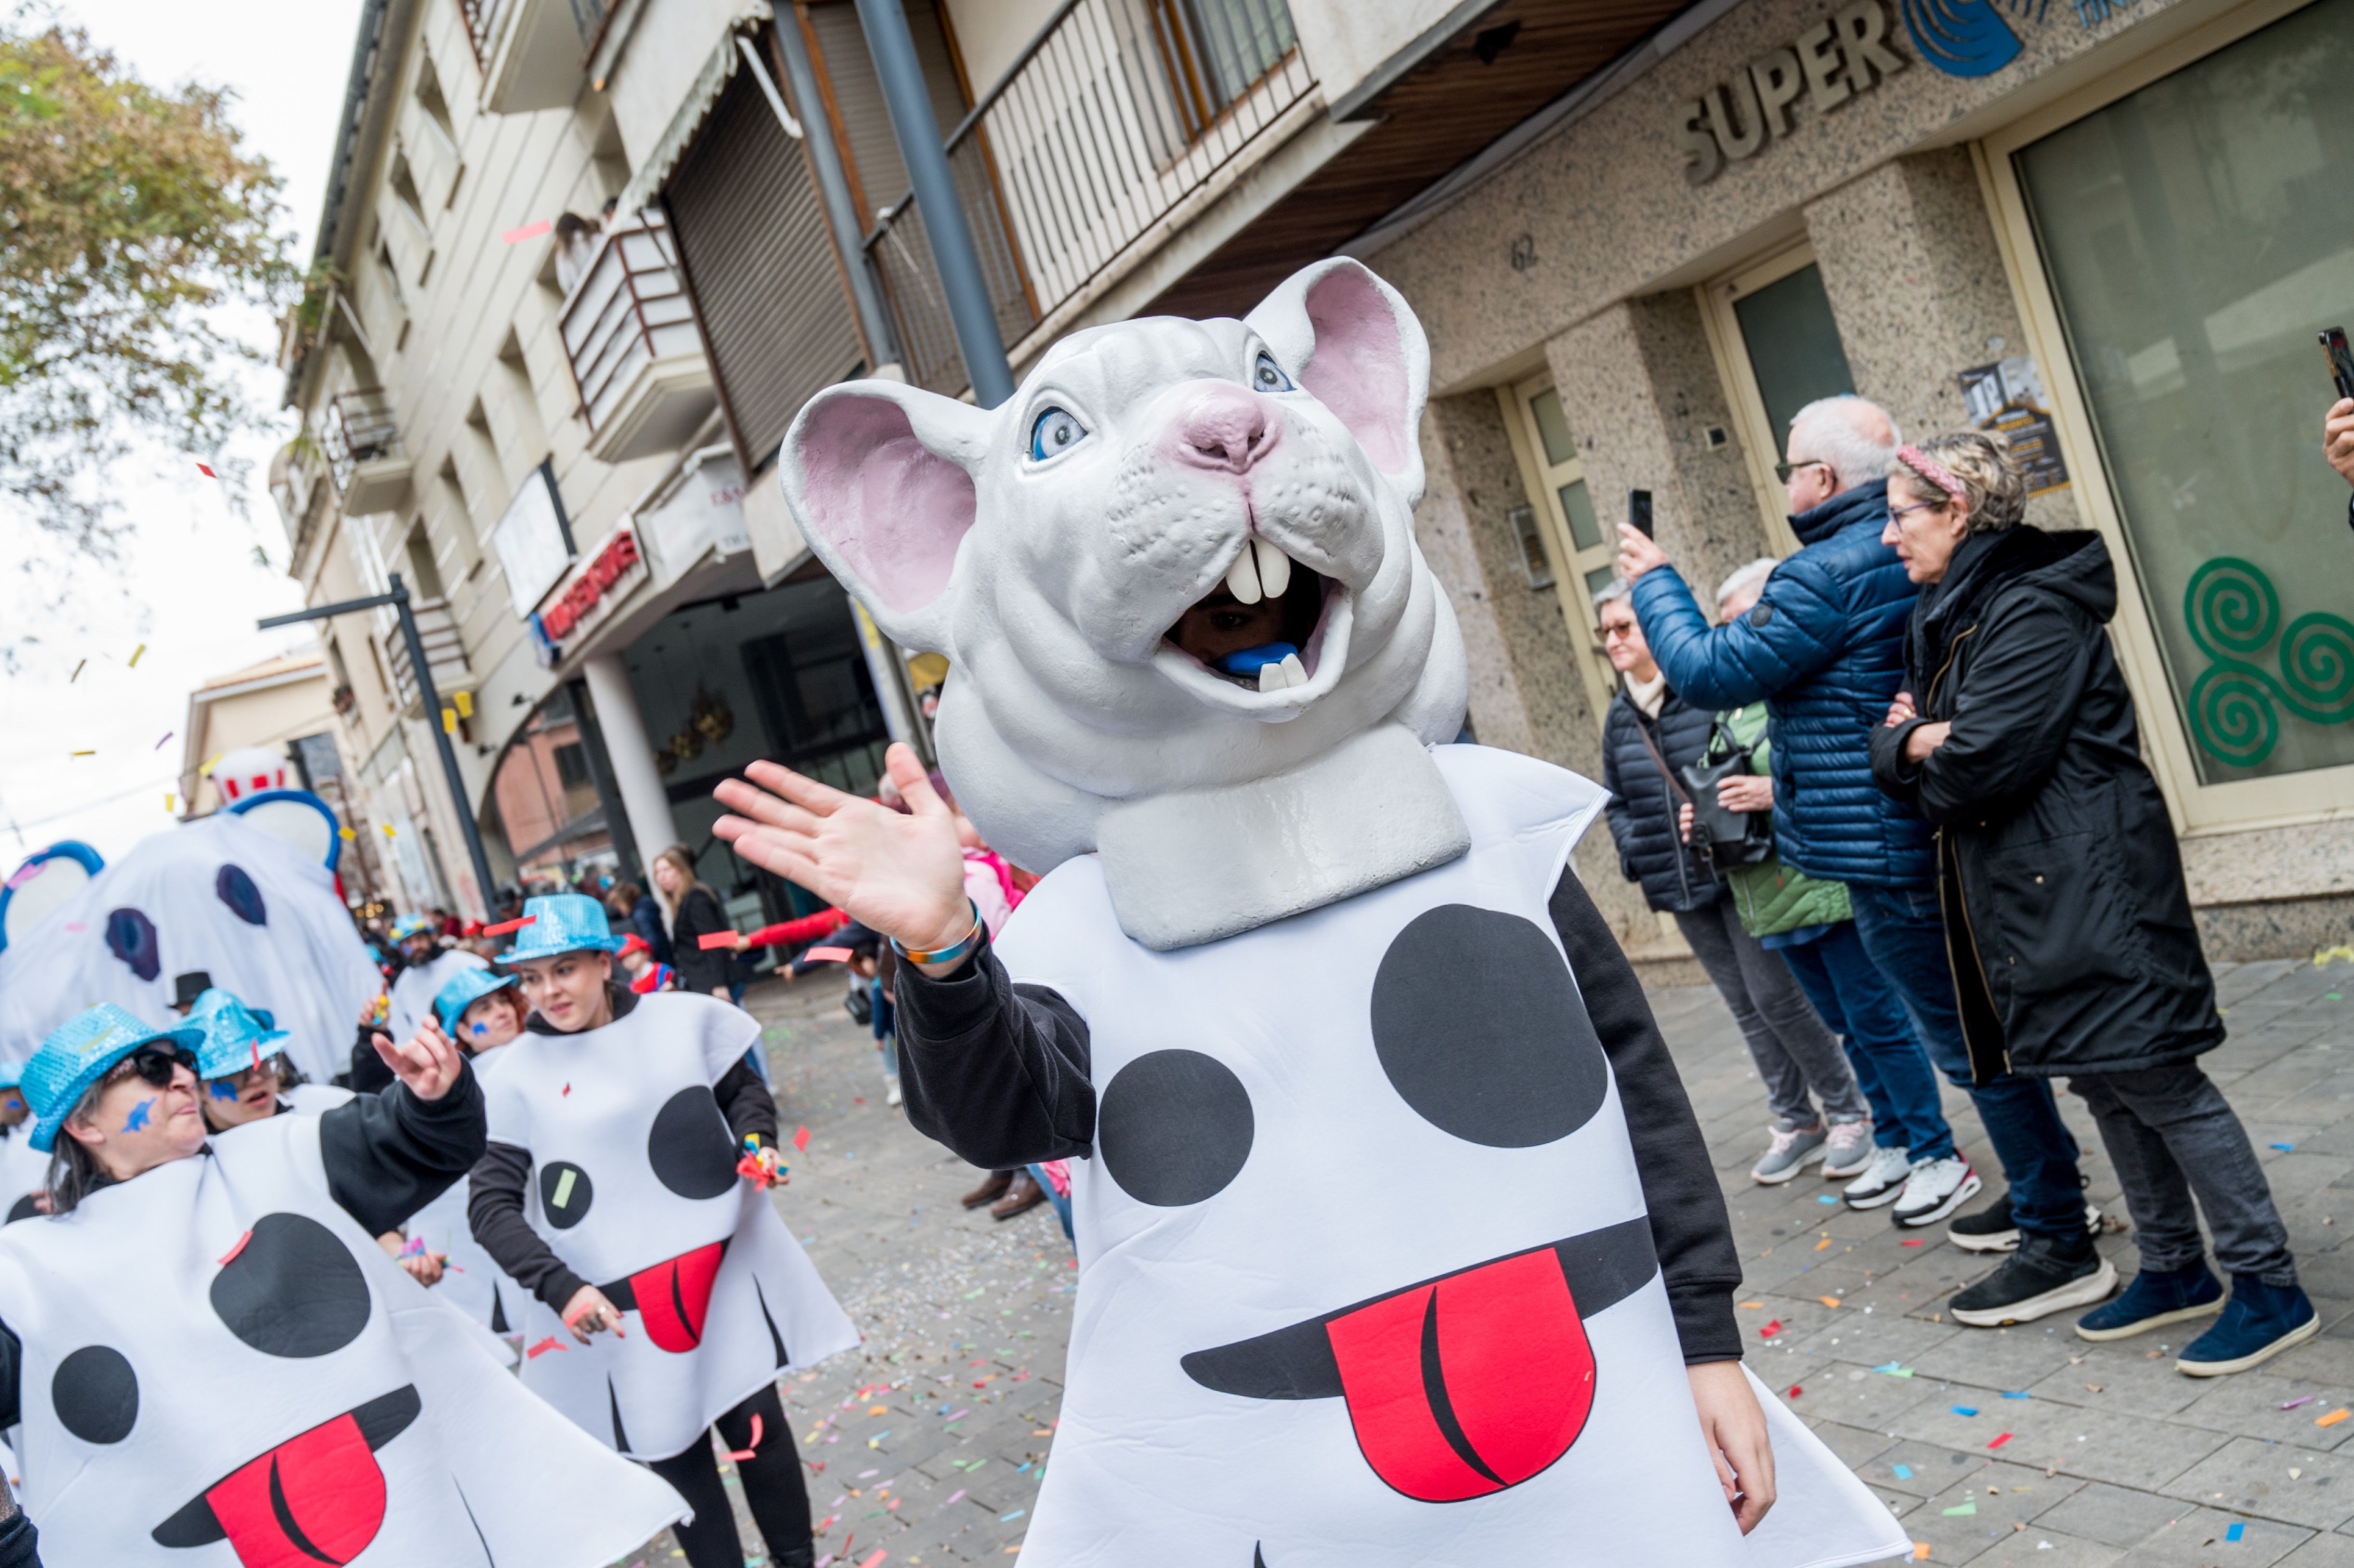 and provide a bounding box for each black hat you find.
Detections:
[171,971,214,1011]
